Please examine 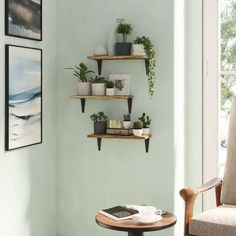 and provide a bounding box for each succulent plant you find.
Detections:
[106,80,115,88]
[90,112,108,122]
[133,121,143,129]
[91,75,106,83]
[139,112,151,128]
[123,114,131,121]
